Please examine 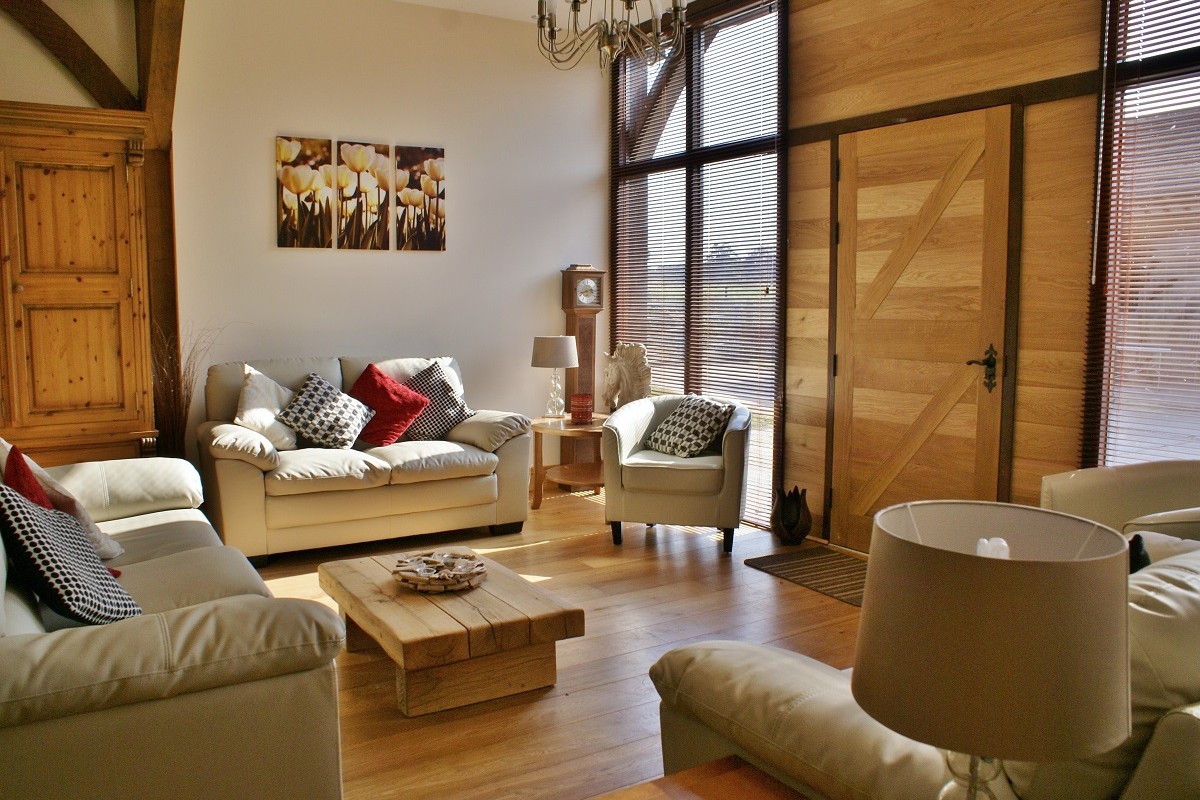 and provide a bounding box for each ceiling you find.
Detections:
[396,0,537,23]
